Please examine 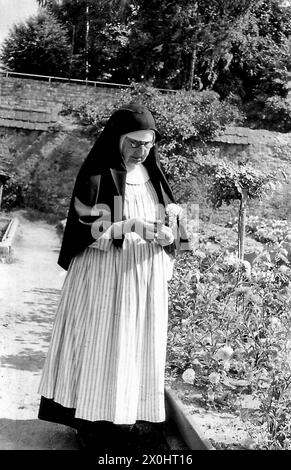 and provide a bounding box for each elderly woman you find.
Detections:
[37,103,189,449]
